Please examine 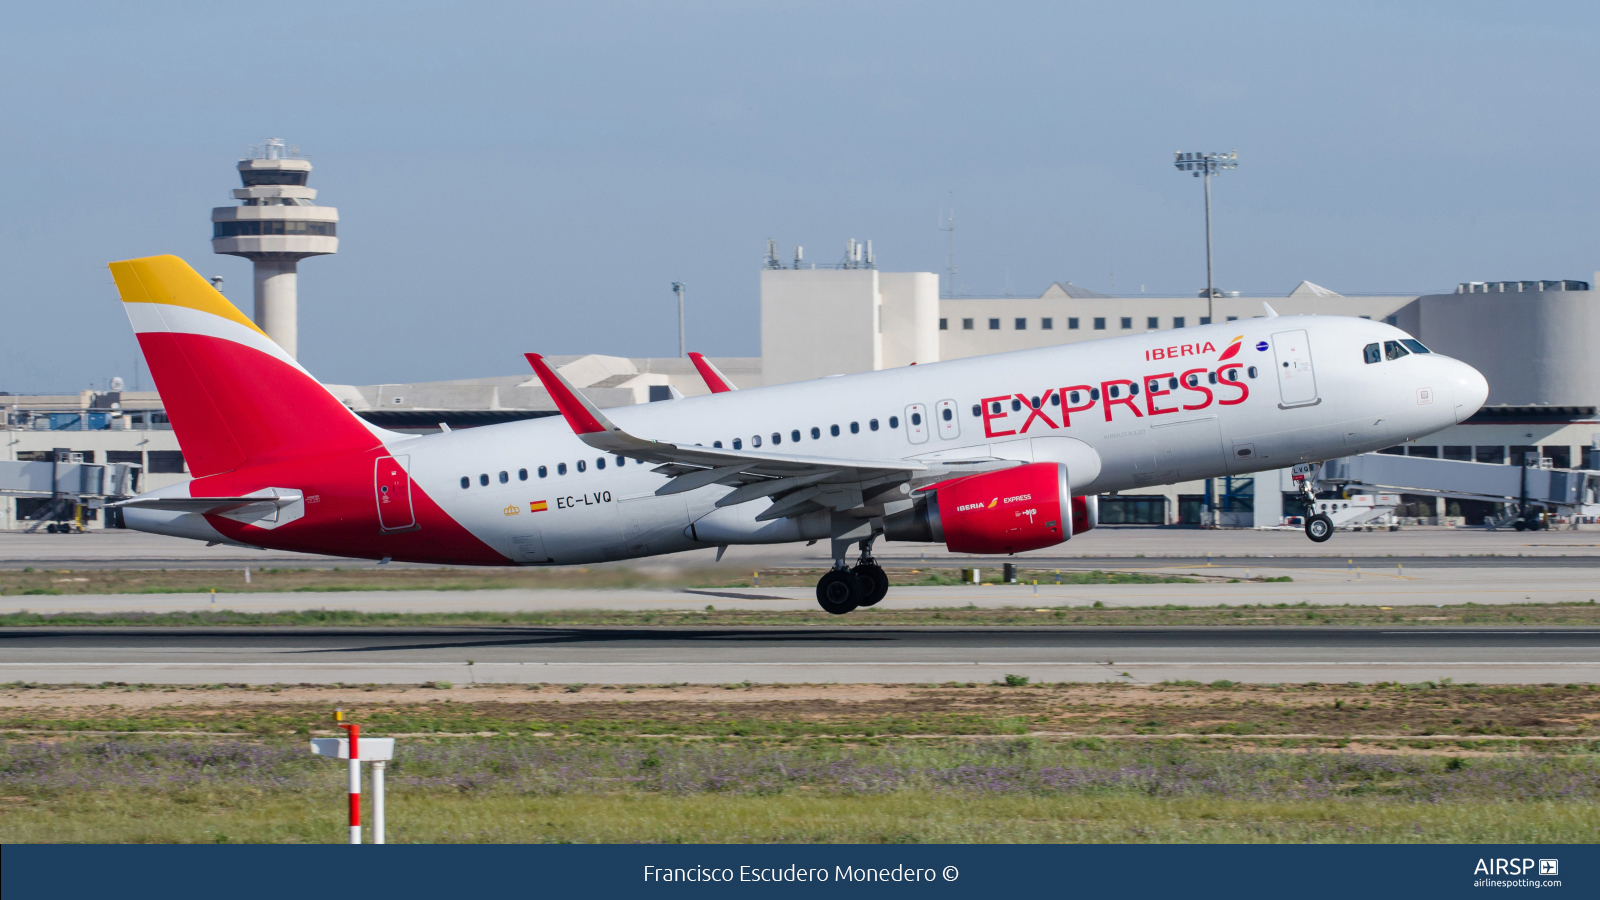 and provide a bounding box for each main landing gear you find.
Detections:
[815,538,890,615]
